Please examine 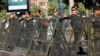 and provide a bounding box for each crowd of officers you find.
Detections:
[1,5,100,56]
